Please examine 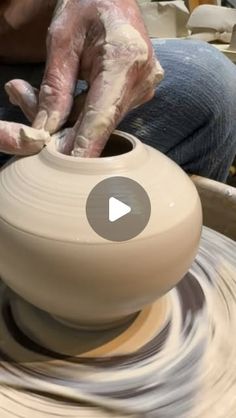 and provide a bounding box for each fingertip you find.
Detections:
[5,80,39,122]
[33,110,62,135]
[71,146,87,158]
[72,133,107,158]
[19,128,50,155]
[33,110,48,130]
[53,128,75,155]
[4,82,18,105]
[20,126,51,144]
[4,81,12,92]
[45,111,61,133]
